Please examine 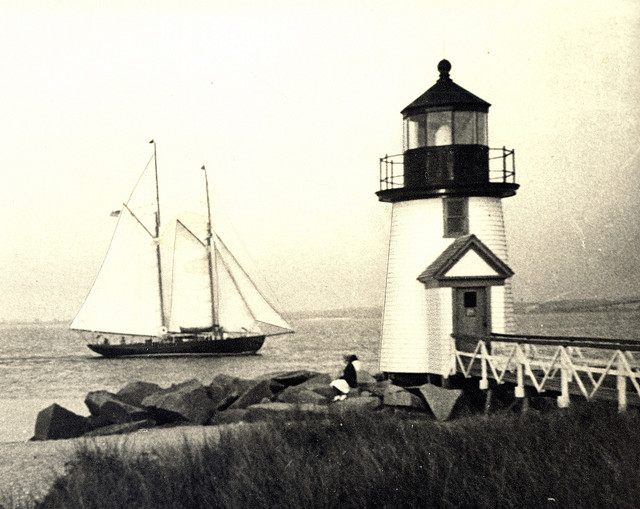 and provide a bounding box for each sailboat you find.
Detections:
[71,141,293,357]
